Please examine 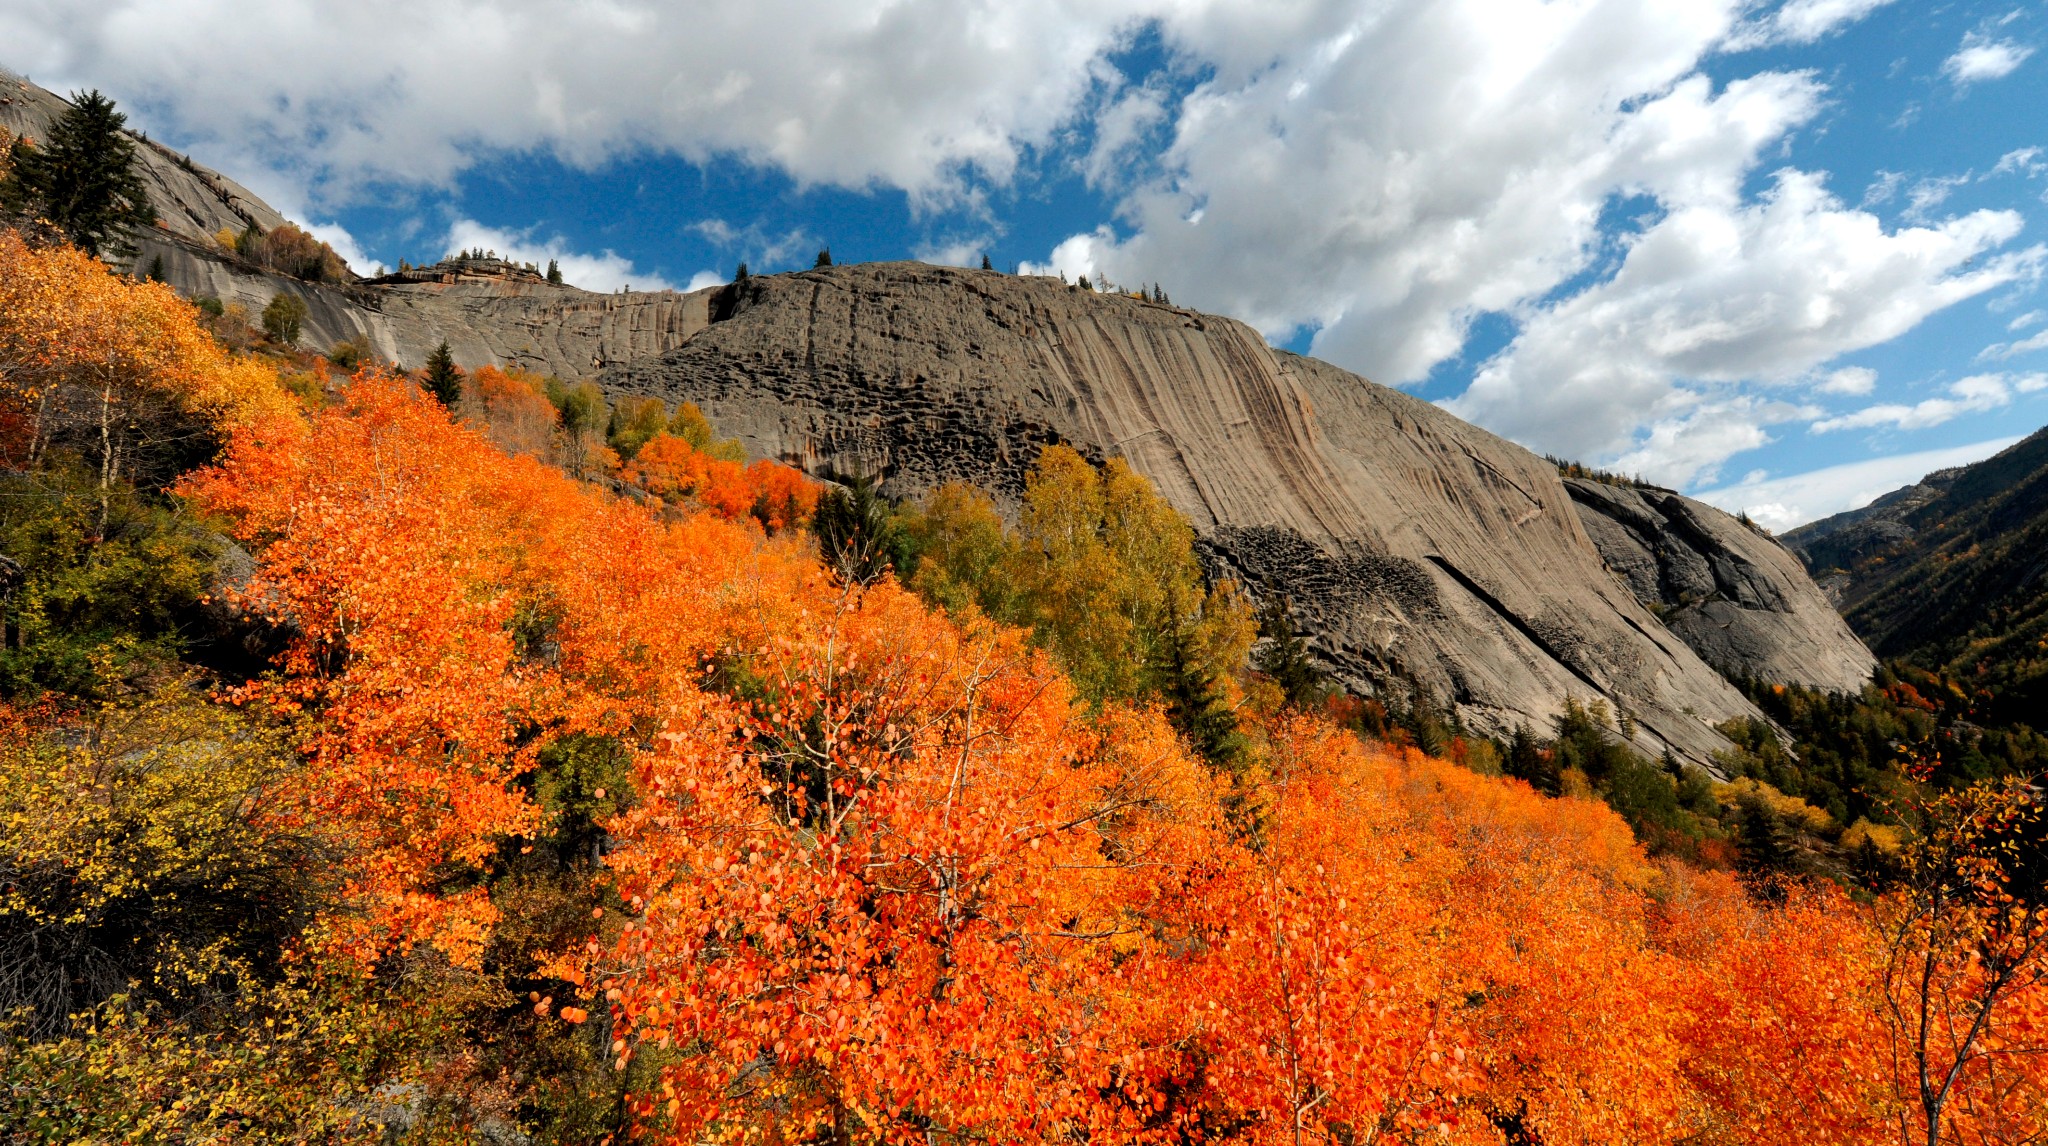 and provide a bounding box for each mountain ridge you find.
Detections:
[1,73,1880,768]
